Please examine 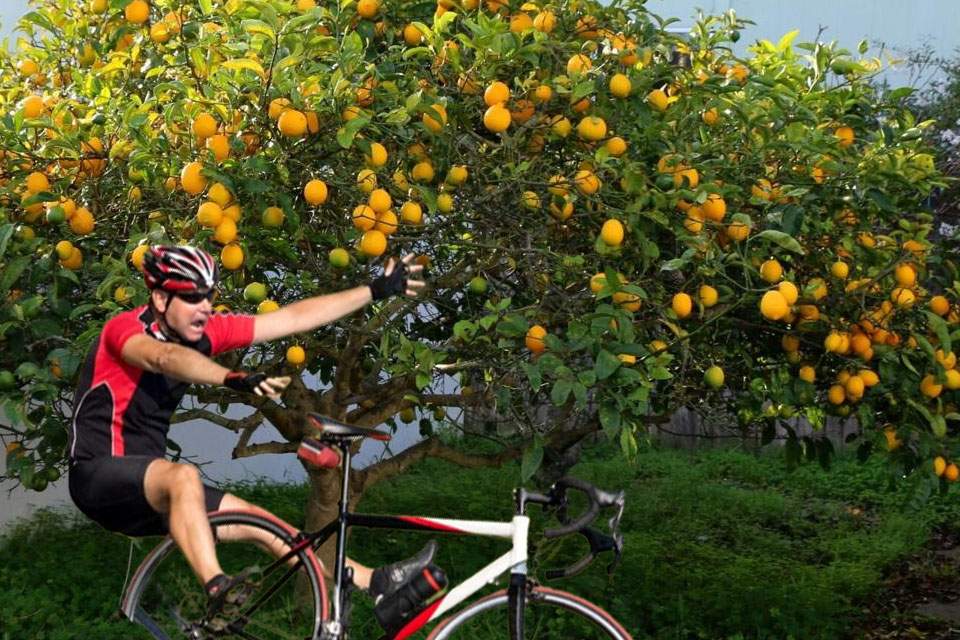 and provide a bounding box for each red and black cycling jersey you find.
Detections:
[68,305,255,463]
